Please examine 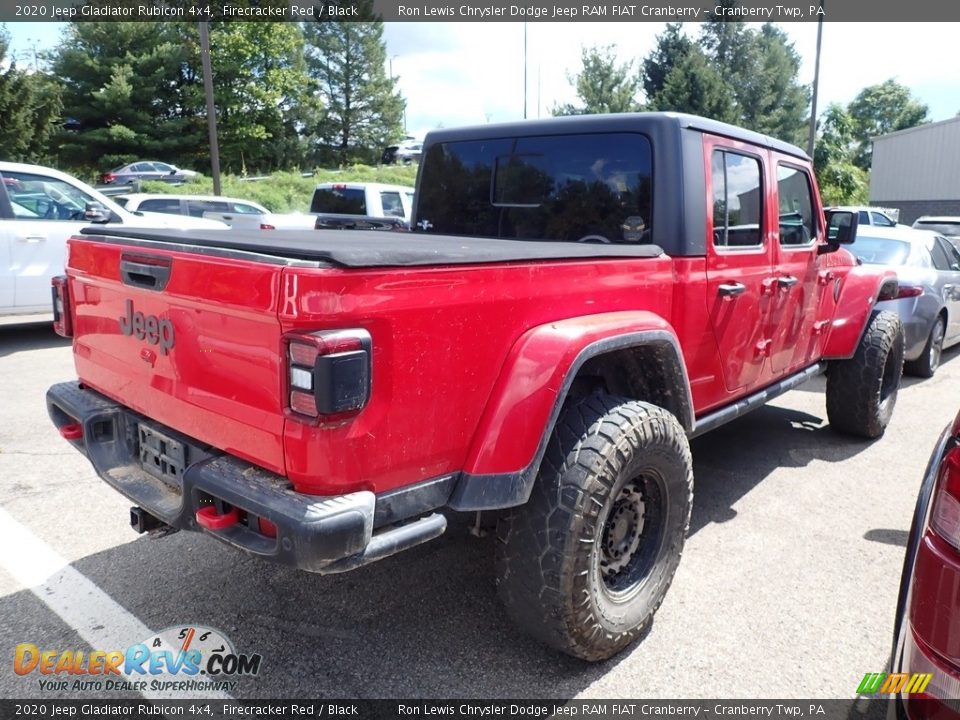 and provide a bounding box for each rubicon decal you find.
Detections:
[119,299,174,355]
[14,625,260,693]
